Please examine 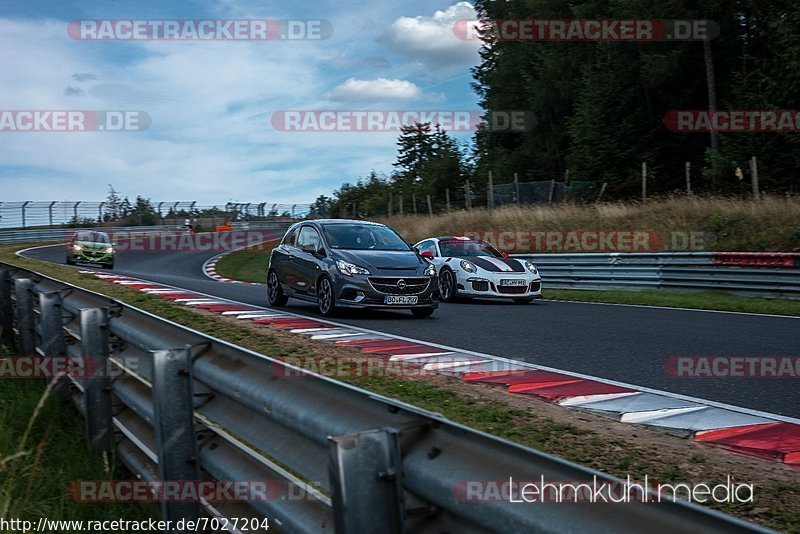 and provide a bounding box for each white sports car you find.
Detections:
[414,236,542,303]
